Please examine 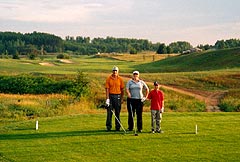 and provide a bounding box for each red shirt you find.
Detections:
[148,89,164,110]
